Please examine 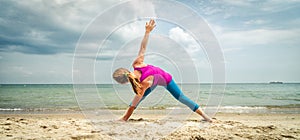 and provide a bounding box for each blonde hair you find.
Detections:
[127,73,141,94]
[112,68,141,94]
[113,68,130,84]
